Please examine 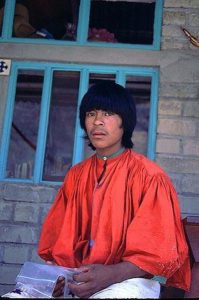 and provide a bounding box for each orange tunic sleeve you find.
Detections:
[38,187,66,261]
[38,174,70,261]
[122,170,191,291]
